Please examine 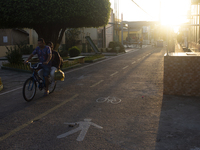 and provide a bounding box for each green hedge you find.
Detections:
[68,46,81,57]
[108,41,125,53]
